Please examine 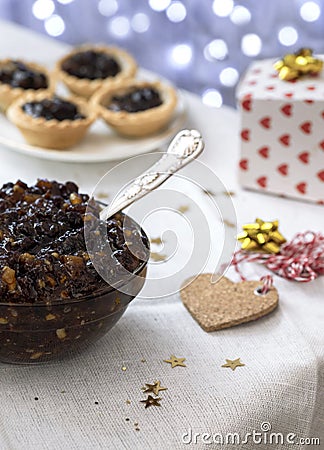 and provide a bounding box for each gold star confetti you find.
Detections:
[150,252,167,262]
[140,395,162,408]
[125,399,131,405]
[274,48,323,81]
[223,190,236,197]
[141,381,167,396]
[96,191,110,199]
[164,355,186,368]
[150,237,163,245]
[221,358,245,371]
[115,296,121,305]
[178,205,190,213]
[237,218,286,254]
[223,219,236,228]
[121,366,127,372]
[202,188,217,197]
